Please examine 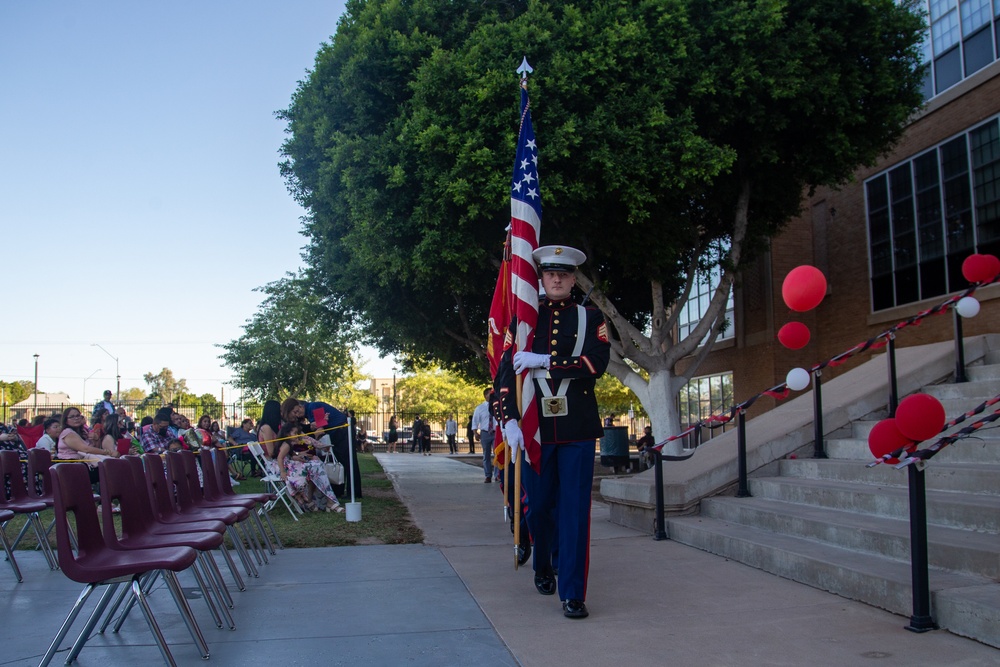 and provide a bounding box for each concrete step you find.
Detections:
[825,437,1000,464]
[699,496,1000,579]
[924,379,1000,401]
[666,514,1000,648]
[938,397,1000,417]
[778,459,1000,495]
[967,364,1000,382]
[748,476,1000,532]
